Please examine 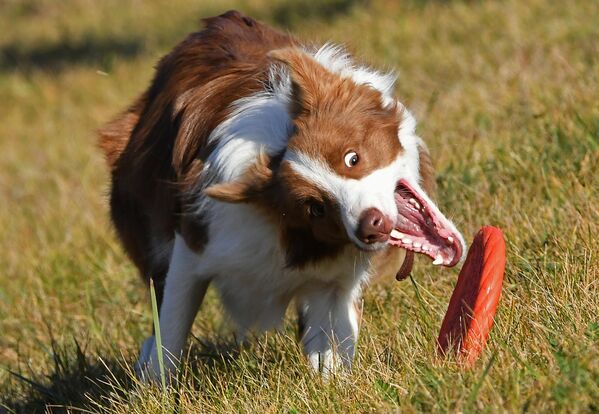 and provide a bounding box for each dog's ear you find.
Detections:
[204,151,273,203]
[97,93,146,169]
[268,48,327,118]
[417,139,436,197]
